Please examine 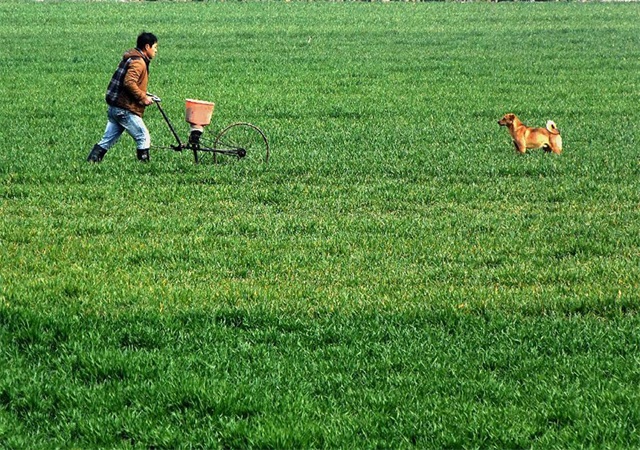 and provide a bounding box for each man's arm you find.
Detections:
[123,59,152,105]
